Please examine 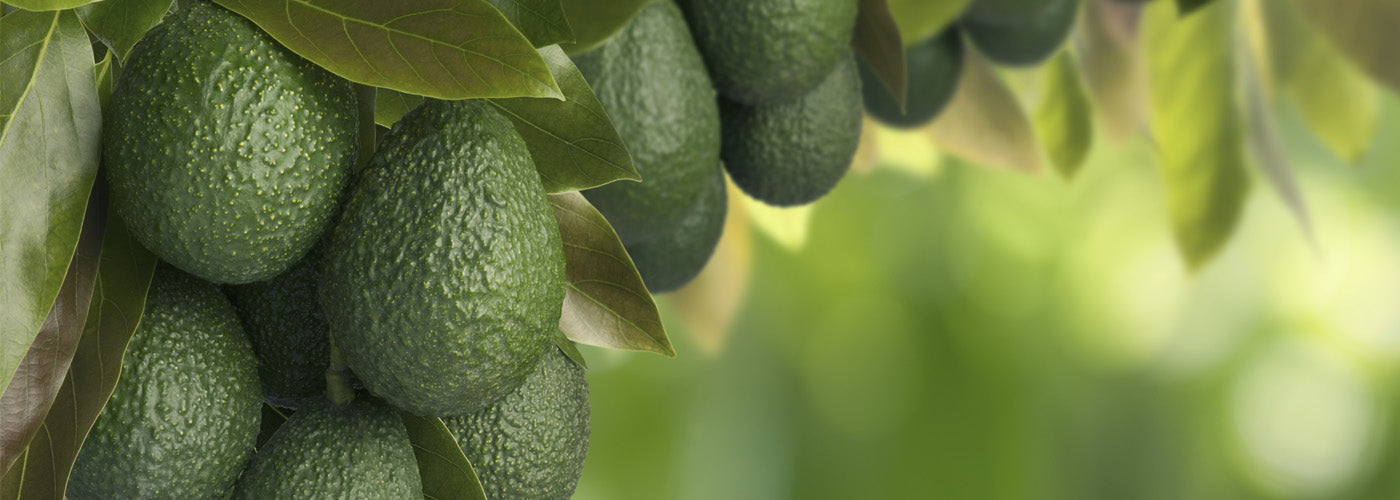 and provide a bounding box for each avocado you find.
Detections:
[320,99,564,417]
[721,52,863,207]
[70,264,262,499]
[961,0,1079,66]
[442,348,589,500]
[678,0,858,104]
[574,0,721,245]
[860,29,963,128]
[625,167,727,293]
[226,242,332,409]
[104,0,357,285]
[233,398,422,499]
